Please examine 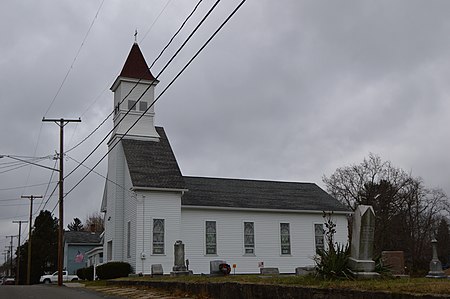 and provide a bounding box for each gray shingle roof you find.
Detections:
[121,126,347,212]
[181,176,349,212]
[64,231,101,244]
[122,127,186,190]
